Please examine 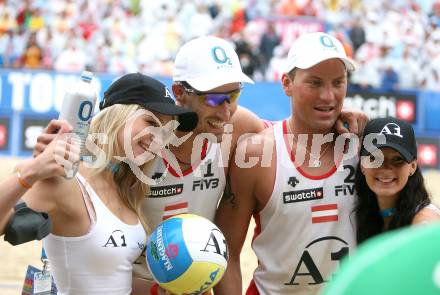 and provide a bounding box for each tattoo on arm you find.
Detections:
[223,174,236,207]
